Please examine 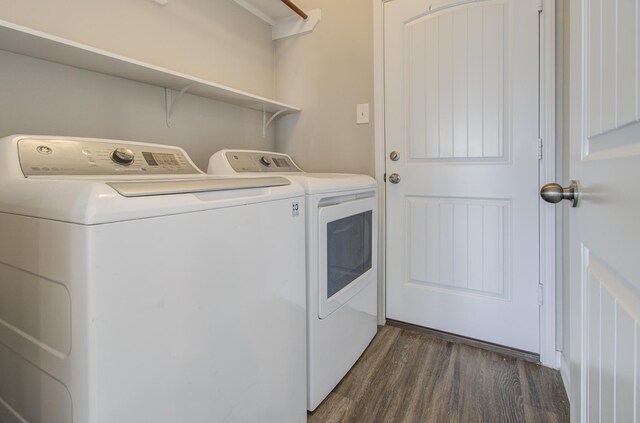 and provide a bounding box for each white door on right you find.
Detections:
[567,0,640,420]
[385,0,541,353]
